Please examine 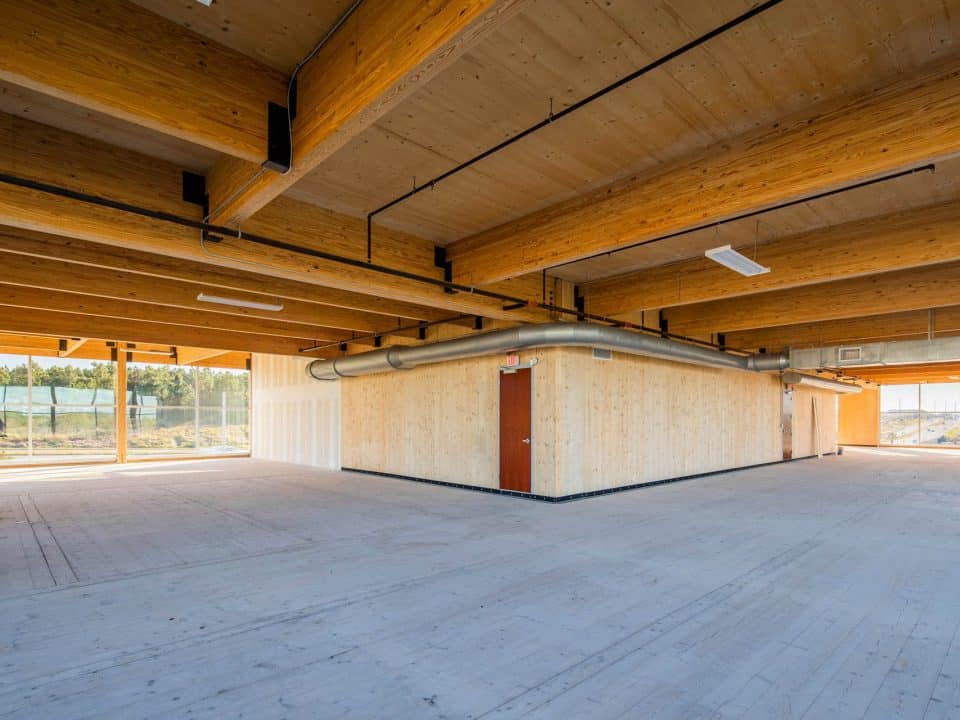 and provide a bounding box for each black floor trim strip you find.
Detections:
[342,453,837,503]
